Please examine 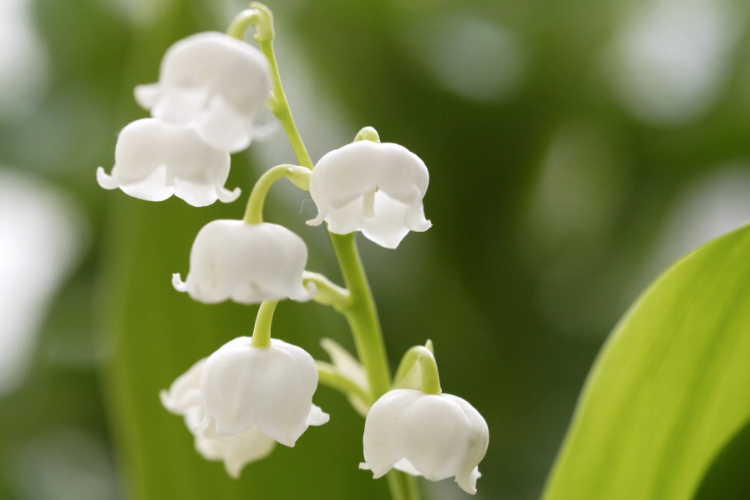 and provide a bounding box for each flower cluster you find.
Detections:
[98,4,488,496]
[97,32,272,206]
